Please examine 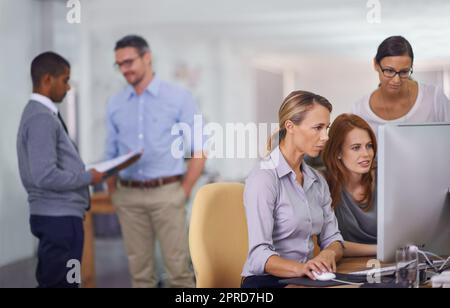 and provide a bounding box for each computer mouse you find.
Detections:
[313,271,336,281]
